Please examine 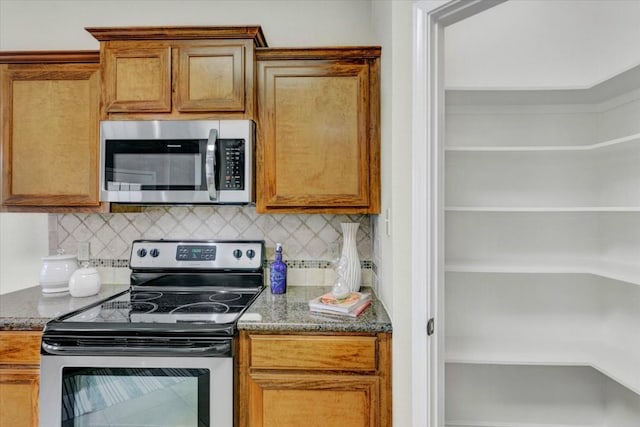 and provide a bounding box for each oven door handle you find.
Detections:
[205,129,219,201]
[41,340,232,357]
